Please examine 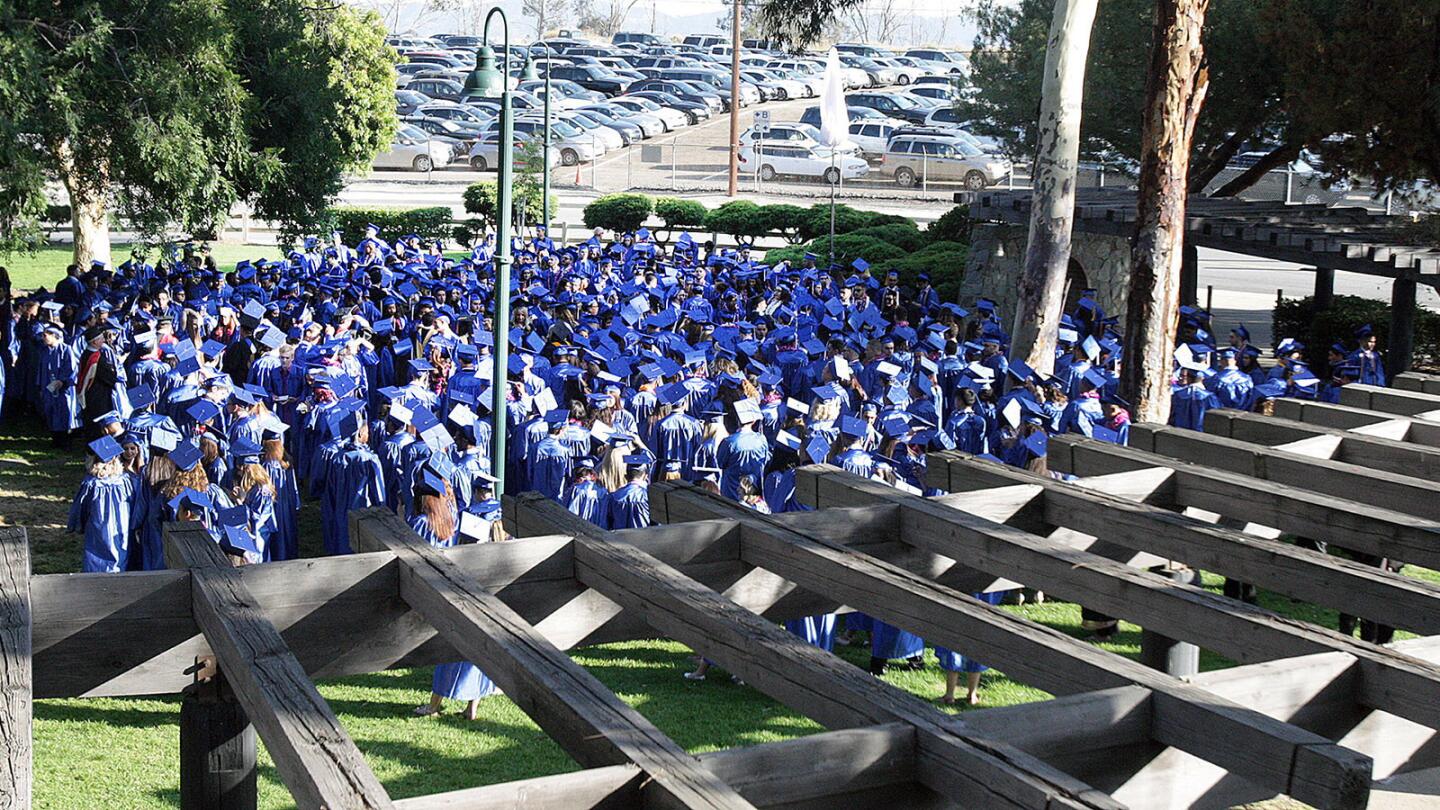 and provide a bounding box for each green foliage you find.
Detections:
[875,241,970,303]
[926,205,973,245]
[763,244,810,267]
[755,203,810,244]
[822,234,908,268]
[1272,295,1440,374]
[702,200,765,242]
[653,197,709,229]
[583,193,654,233]
[795,204,905,242]
[458,179,555,240]
[0,0,397,256]
[847,223,925,253]
[326,207,452,248]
